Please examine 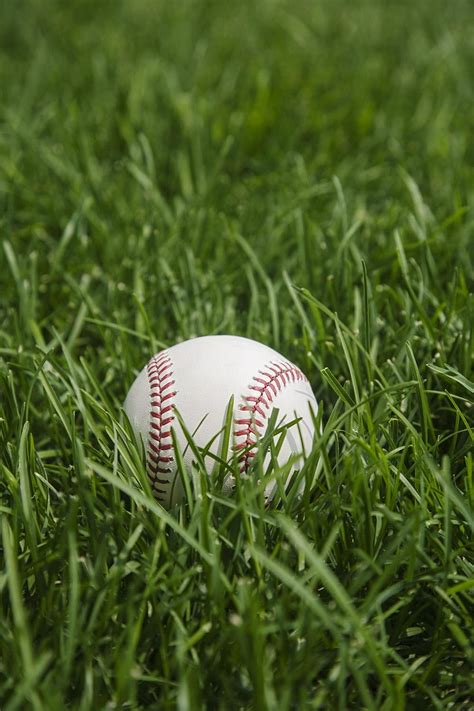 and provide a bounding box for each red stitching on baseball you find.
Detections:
[235,360,307,473]
[146,352,175,503]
